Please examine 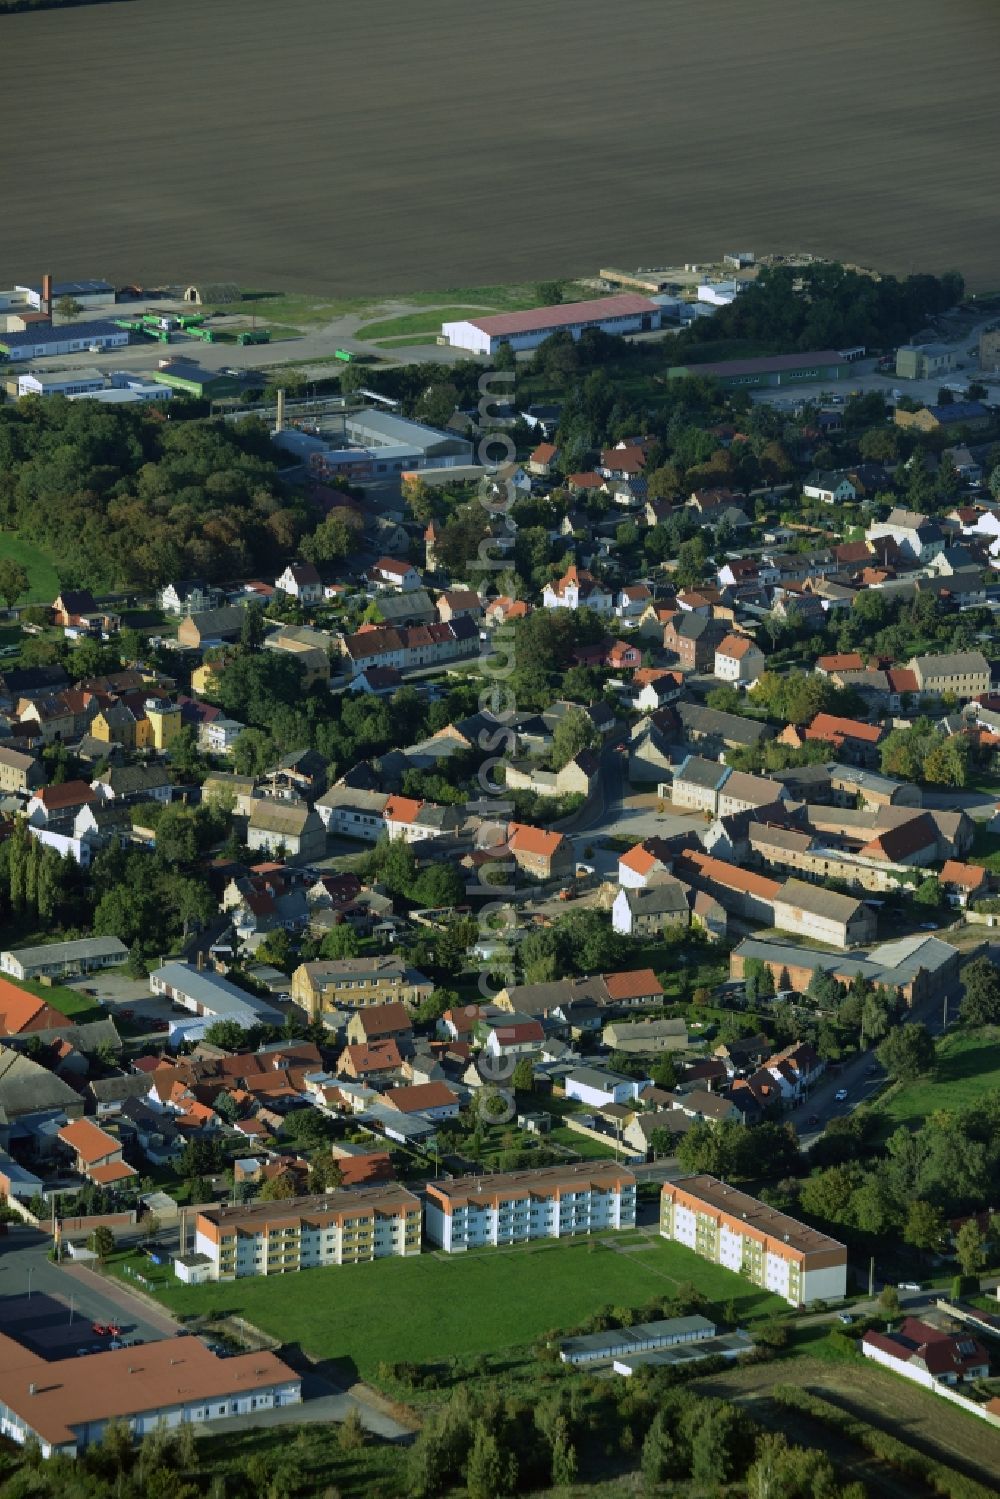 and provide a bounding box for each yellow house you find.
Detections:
[91,698,143,751]
[145,698,182,751]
